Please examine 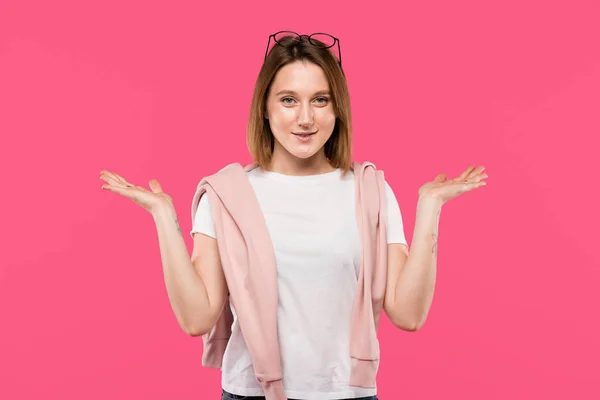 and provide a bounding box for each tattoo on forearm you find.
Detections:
[432,209,441,254]
[175,219,182,236]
